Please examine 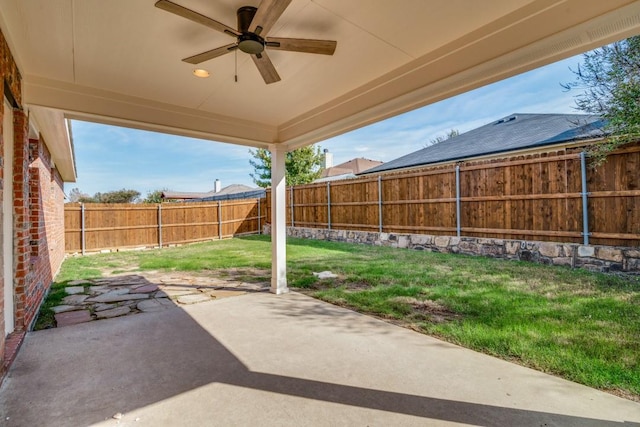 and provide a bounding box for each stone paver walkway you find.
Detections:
[52,271,268,327]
